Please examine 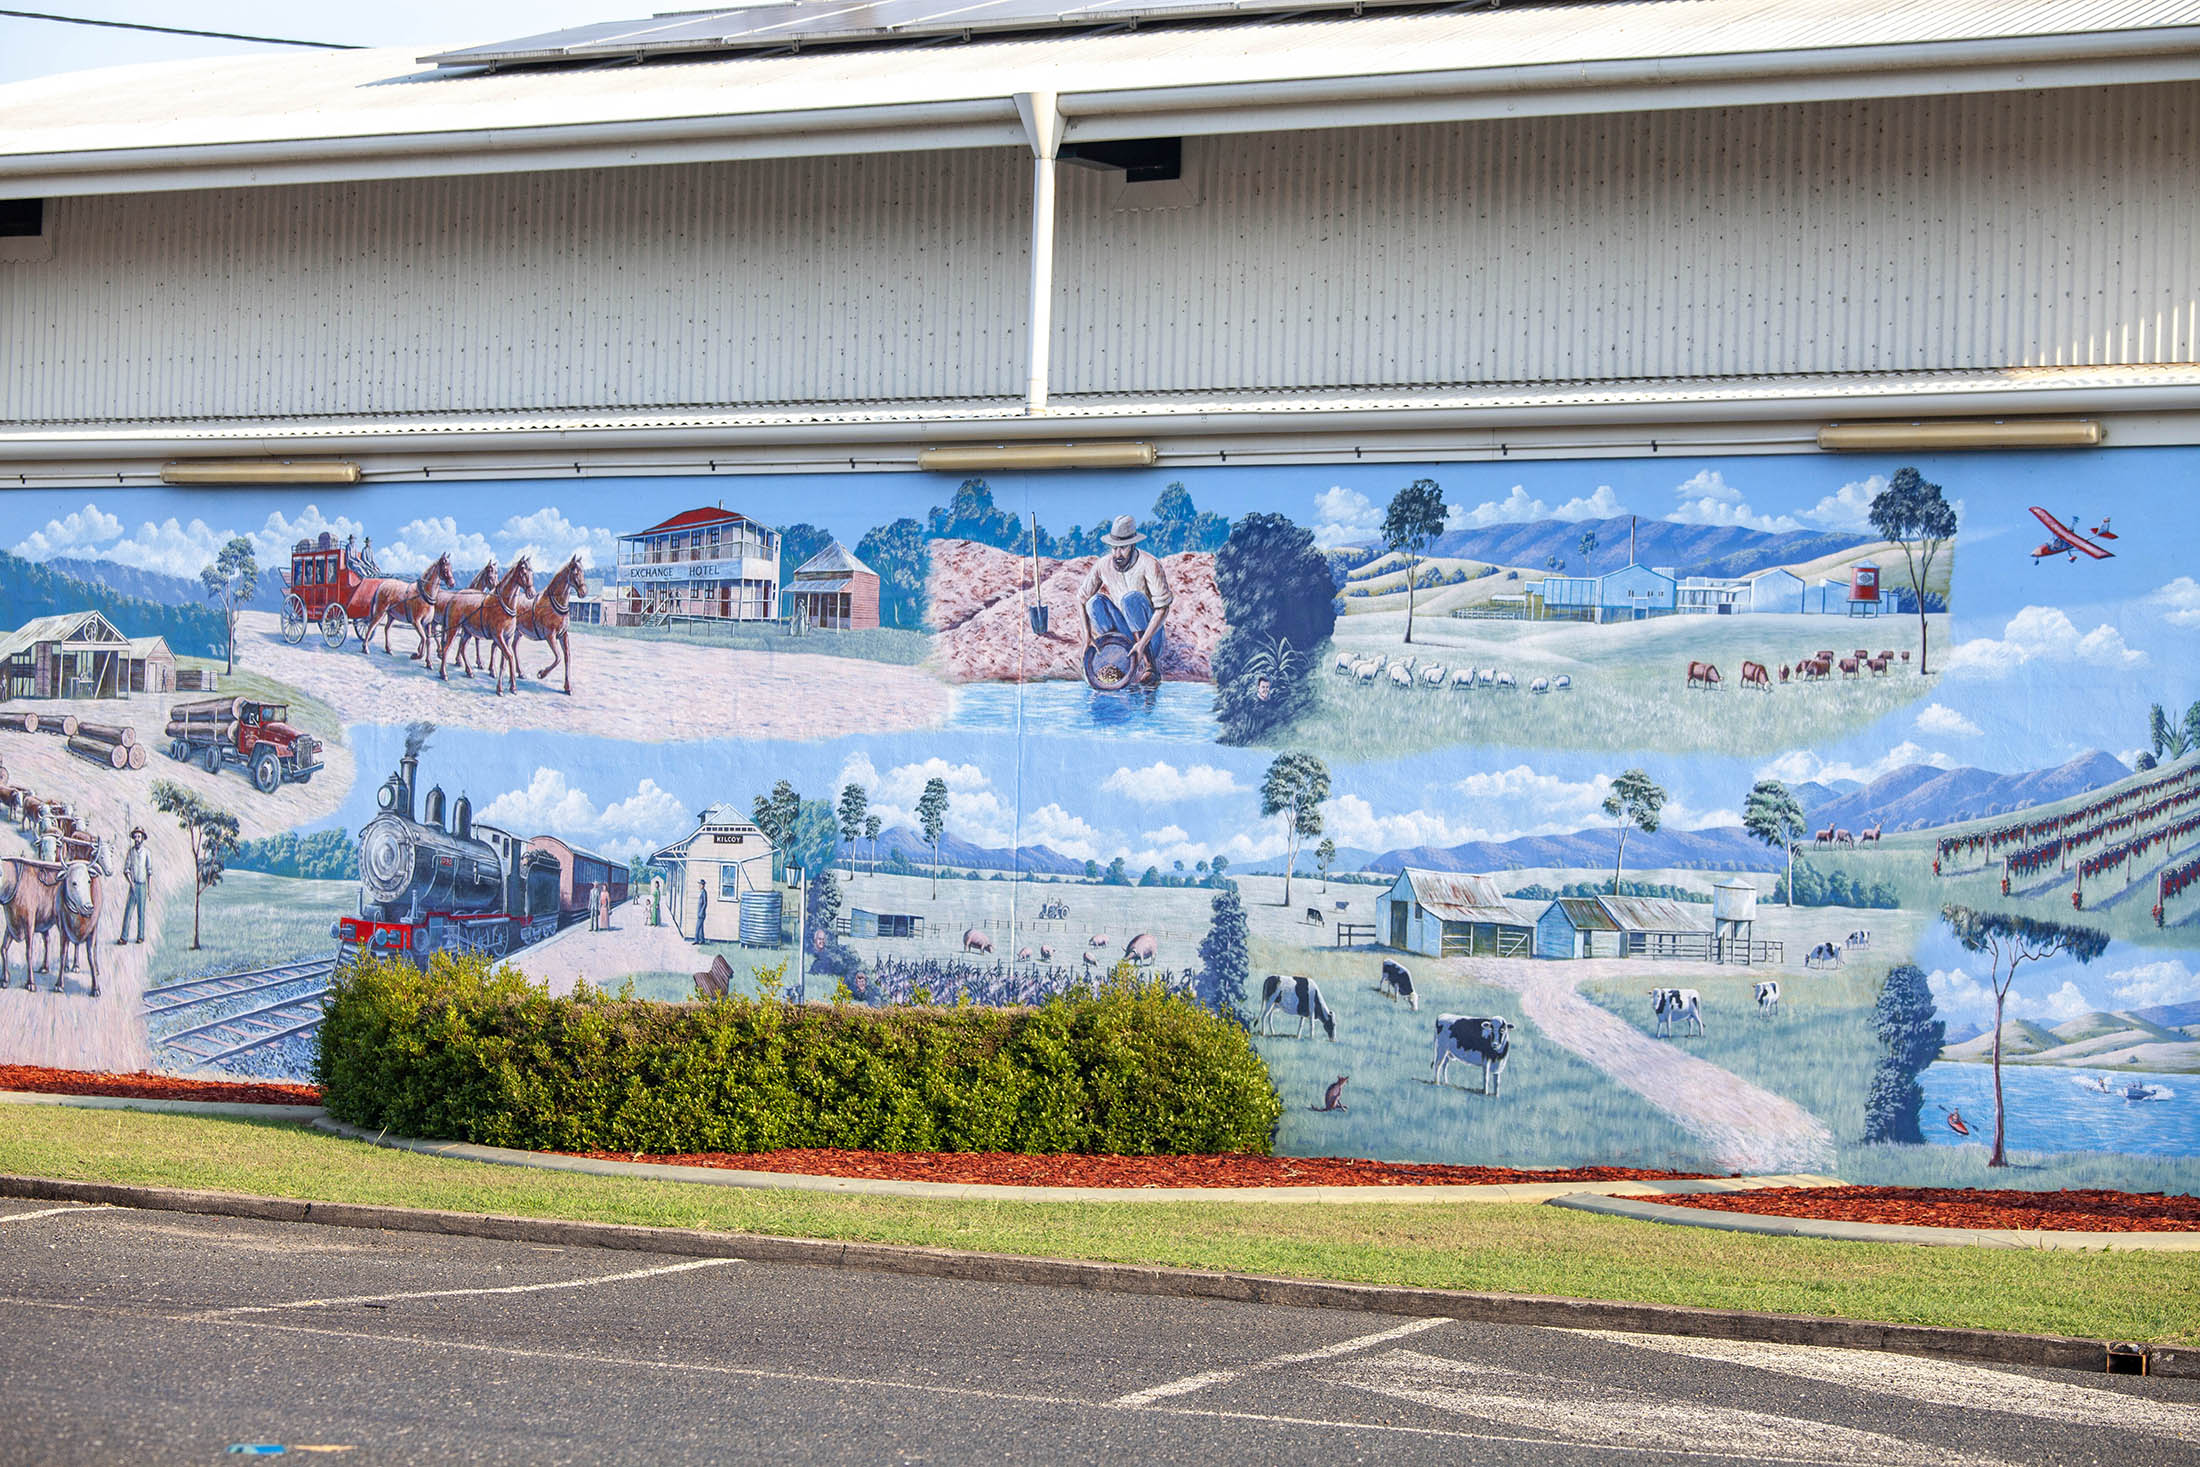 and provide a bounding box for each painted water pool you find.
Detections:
[947,679,1220,741]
